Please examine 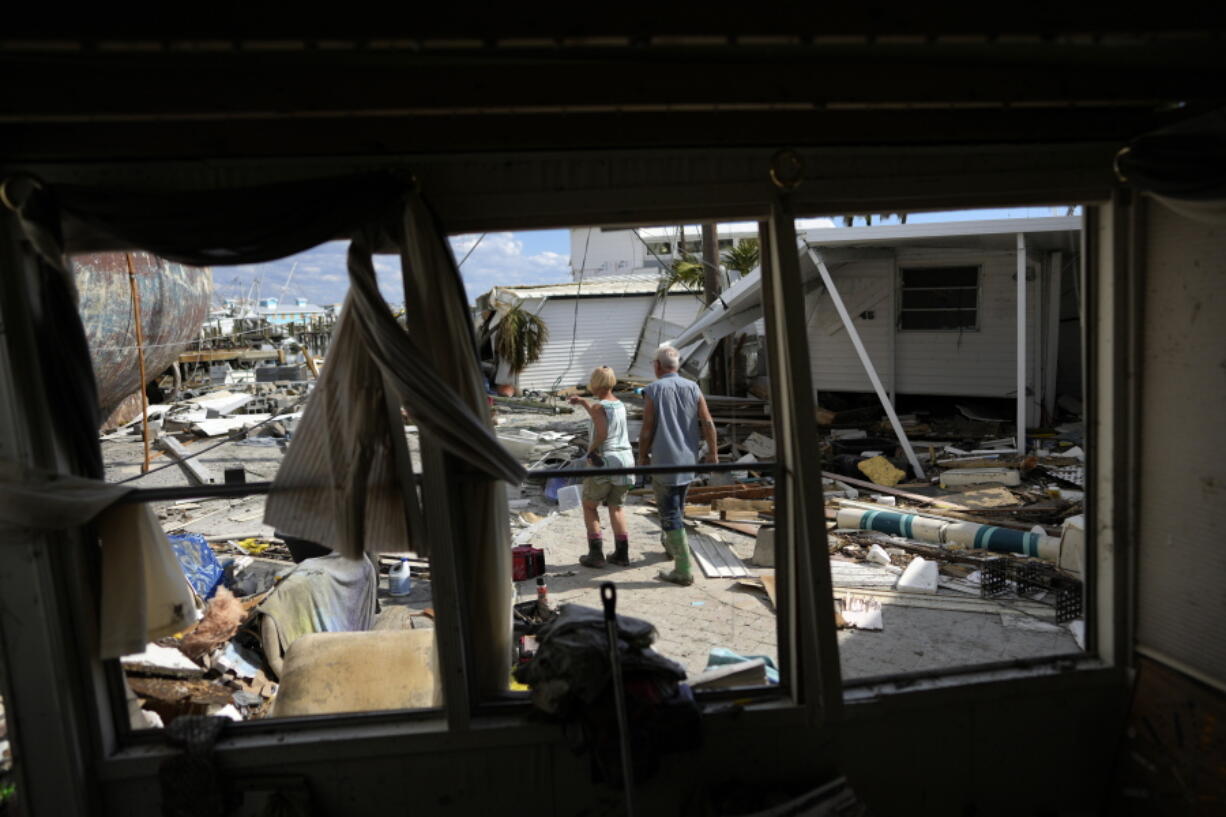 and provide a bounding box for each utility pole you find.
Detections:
[701,222,728,394]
